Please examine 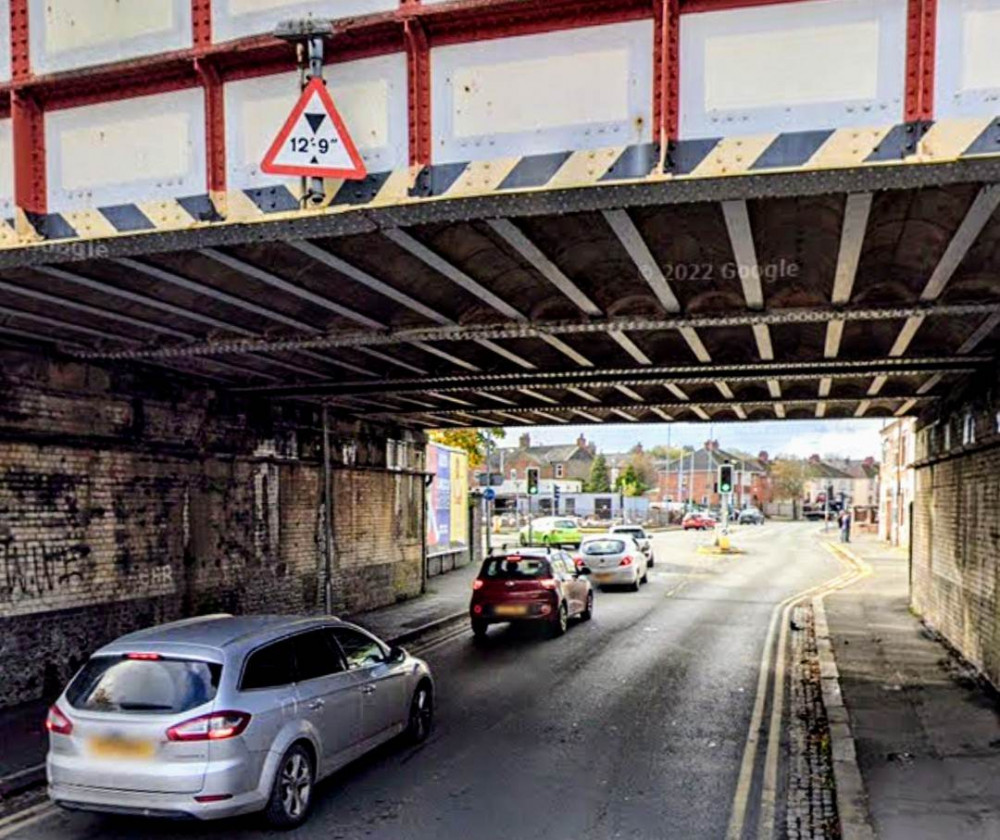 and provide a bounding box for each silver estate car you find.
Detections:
[46,614,434,828]
[578,534,648,591]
